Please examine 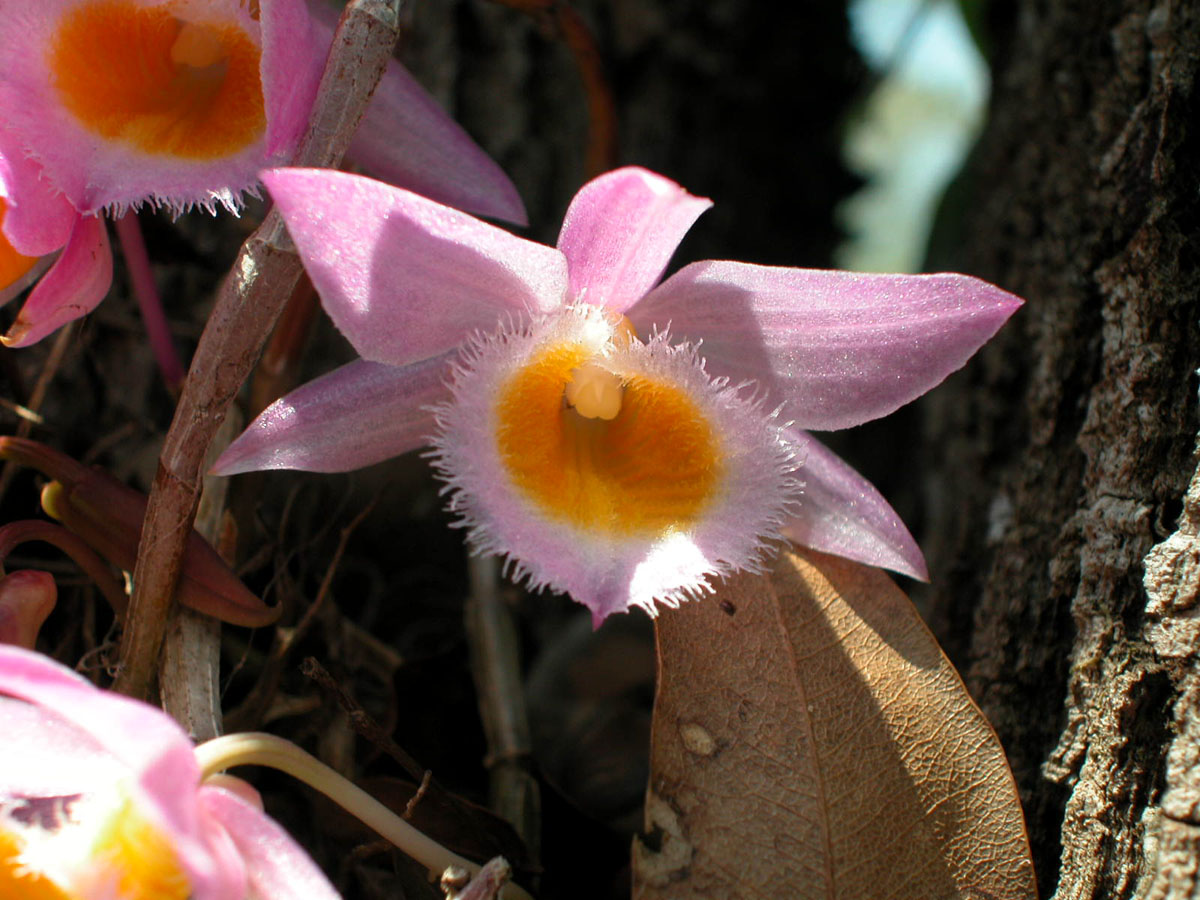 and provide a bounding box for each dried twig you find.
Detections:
[223,502,373,731]
[158,410,243,740]
[0,323,74,504]
[116,0,404,698]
